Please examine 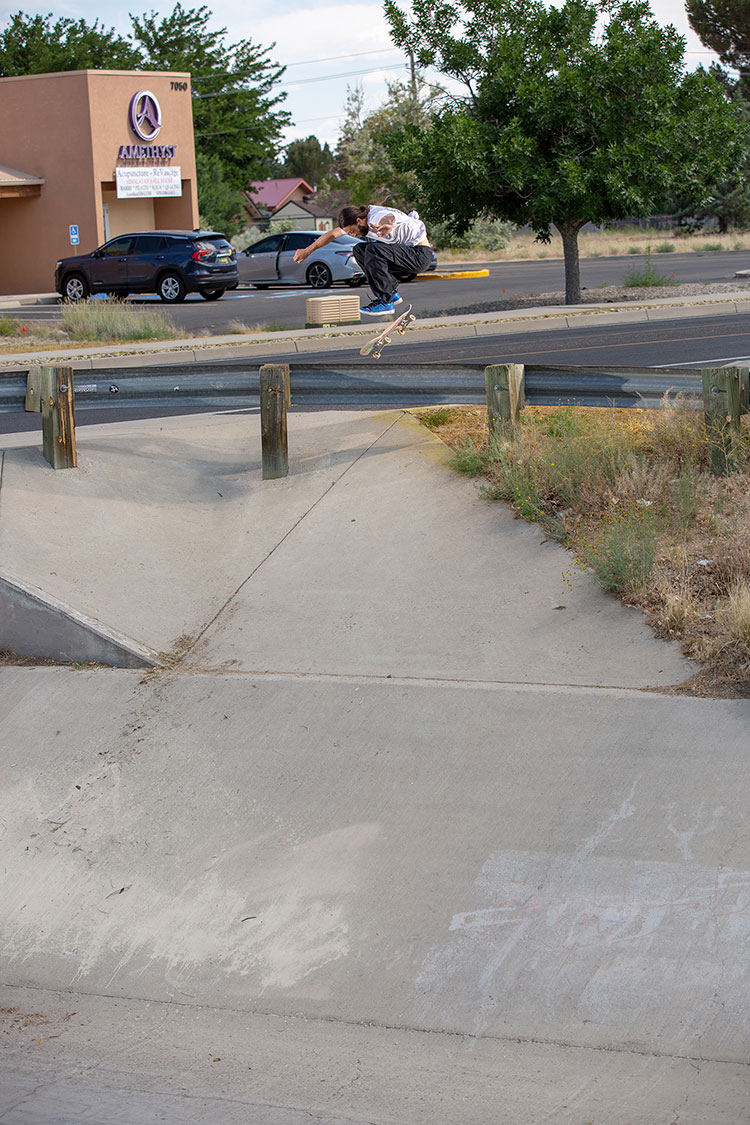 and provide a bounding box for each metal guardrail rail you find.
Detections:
[0,361,710,413]
[5,360,747,476]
